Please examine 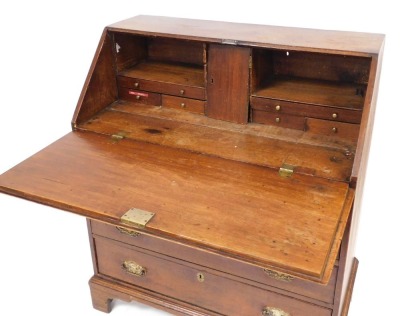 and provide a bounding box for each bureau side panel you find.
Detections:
[72,29,118,126]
